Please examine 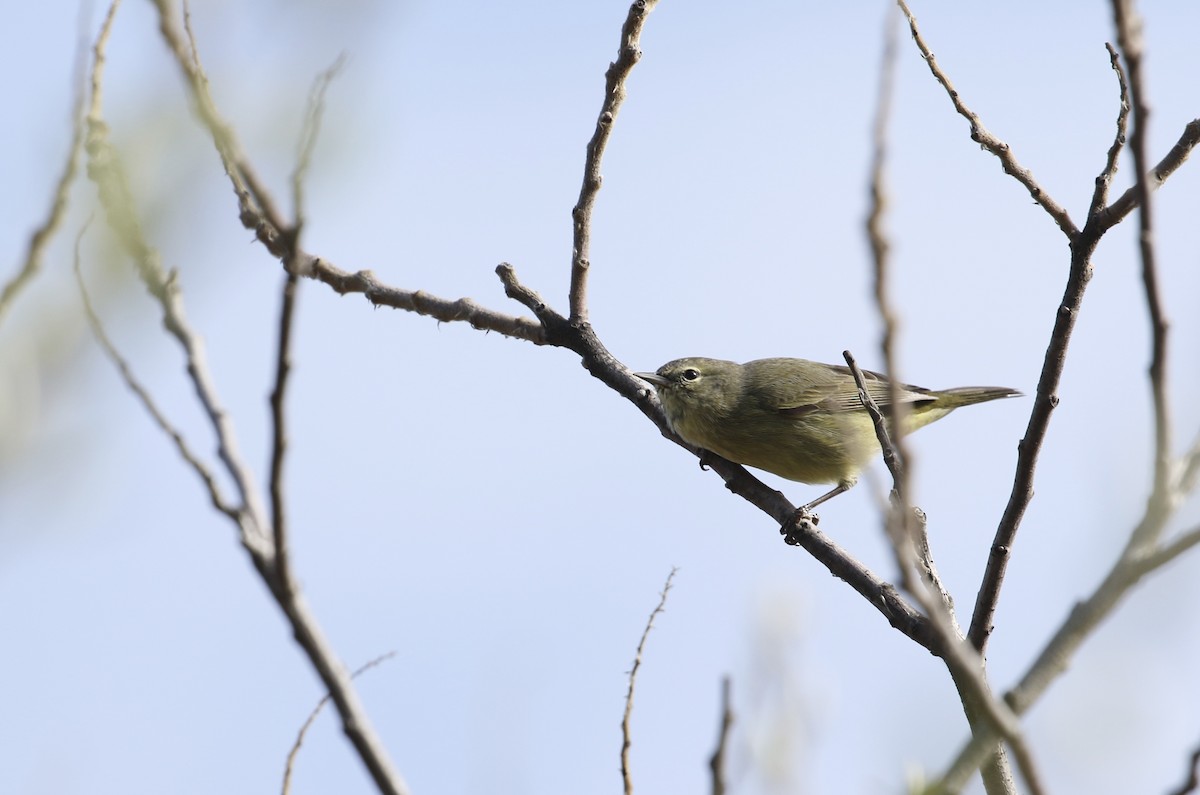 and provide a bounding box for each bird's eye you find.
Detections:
[682,368,701,382]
